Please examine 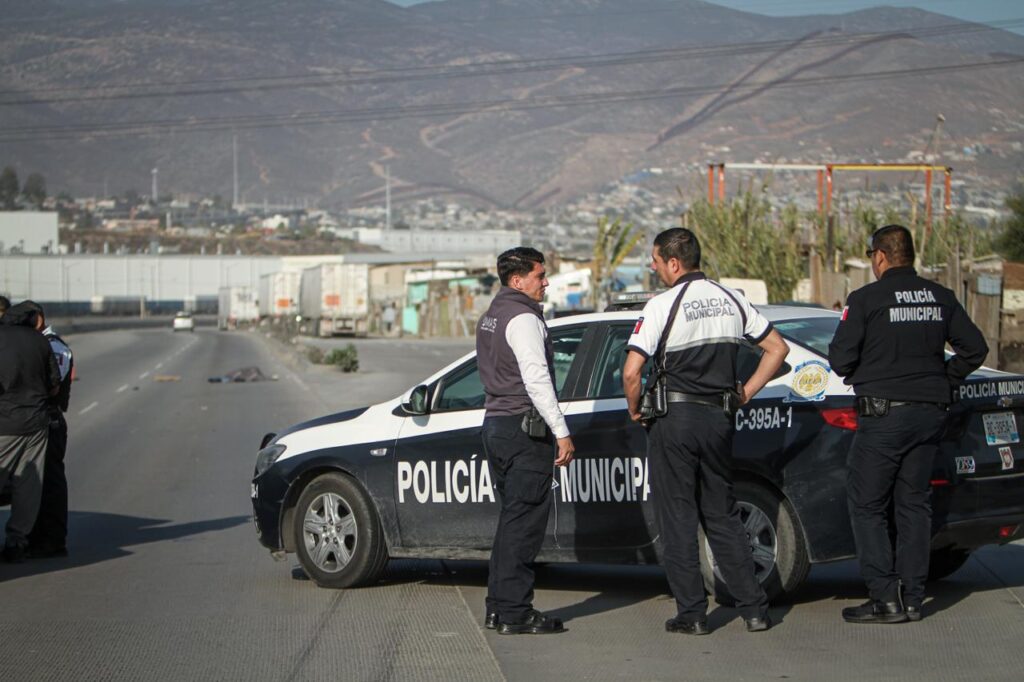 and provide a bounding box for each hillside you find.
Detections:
[0,0,1022,208]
